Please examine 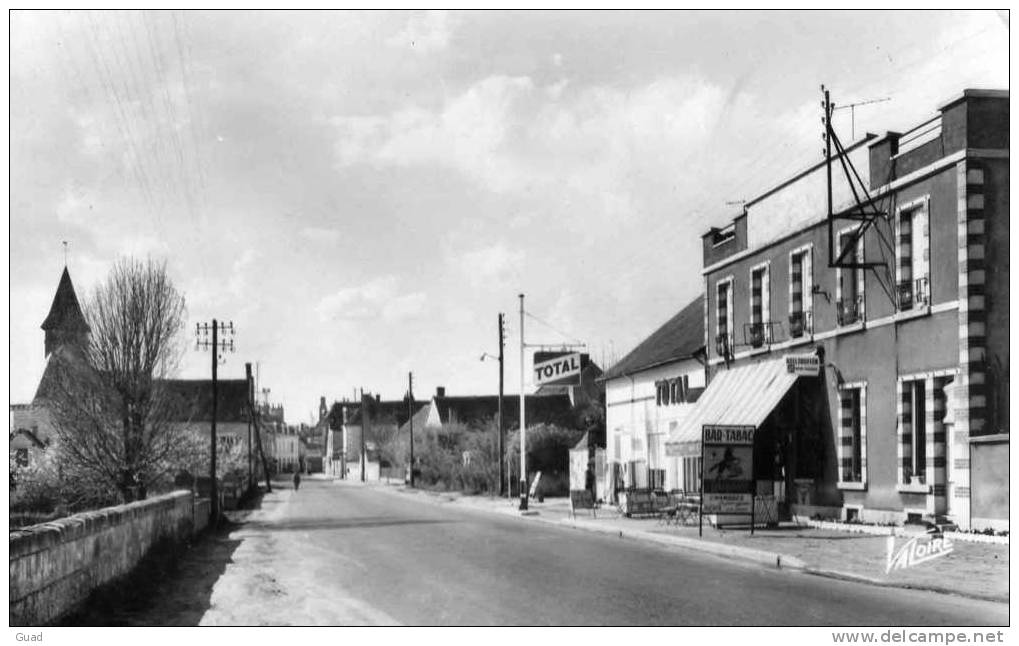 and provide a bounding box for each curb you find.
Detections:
[801,567,1009,605]
[552,517,808,571]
